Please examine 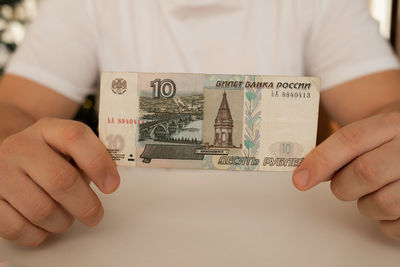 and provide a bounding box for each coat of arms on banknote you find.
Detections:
[99,72,320,172]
